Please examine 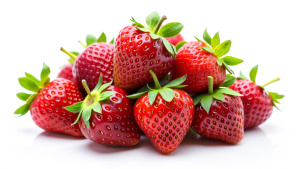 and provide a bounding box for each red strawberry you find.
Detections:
[128,70,194,153]
[170,29,243,94]
[166,33,184,46]
[113,11,183,91]
[73,33,114,94]
[15,63,84,137]
[65,75,140,146]
[58,48,79,84]
[192,76,244,144]
[229,65,284,129]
